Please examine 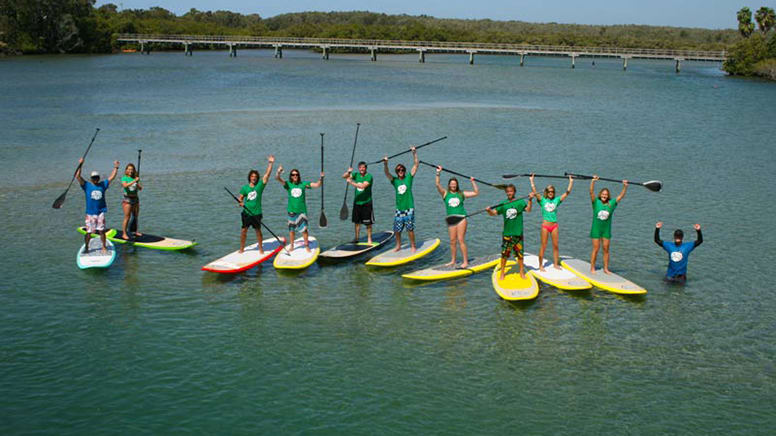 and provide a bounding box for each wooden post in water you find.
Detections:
[370,47,377,62]
[228,44,237,57]
[622,56,629,71]
[418,50,425,63]
[675,58,682,73]
[274,45,283,58]
[571,54,576,69]
[469,51,475,65]
[520,53,525,66]
[184,43,192,56]
[322,46,329,60]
